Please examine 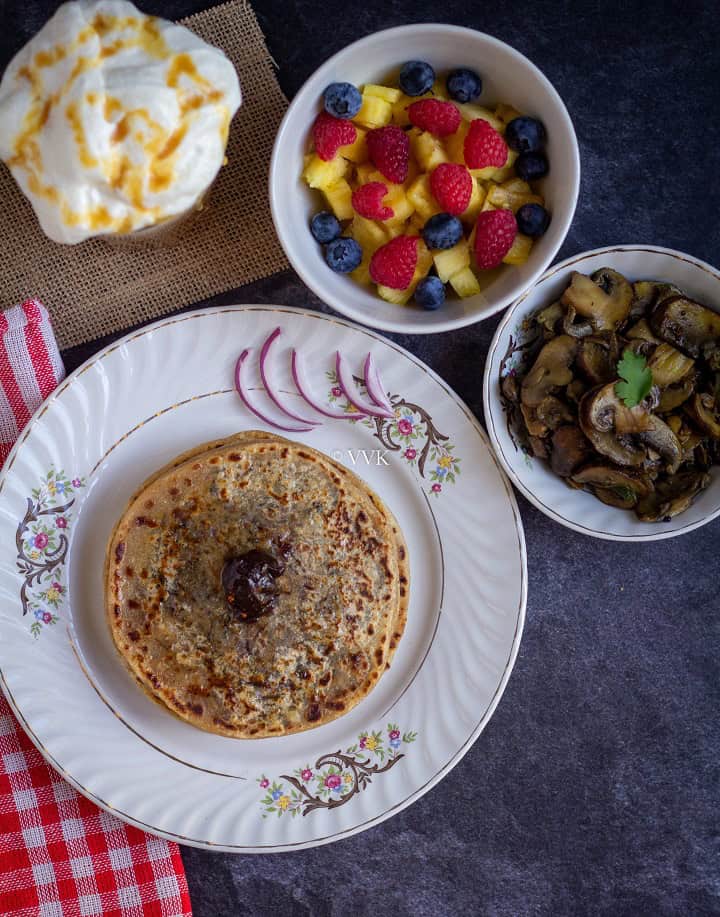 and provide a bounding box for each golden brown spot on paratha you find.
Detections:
[134,515,157,527]
[128,630,140,642]
[144,500,154,509]
[128,599,140,609]
[115,542,126,562]
[305,702,321,722]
